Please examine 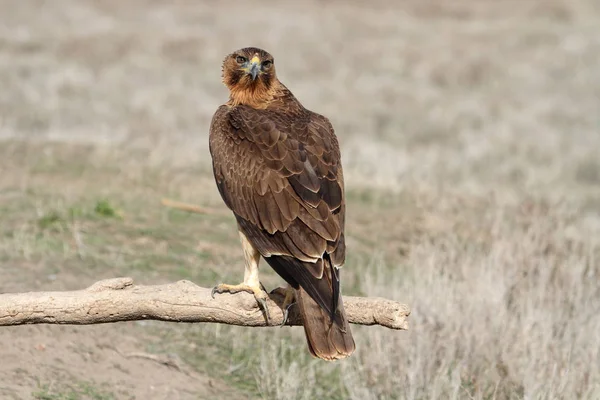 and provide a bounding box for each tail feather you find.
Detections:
[259,246,355,360]
[296,287,355,361]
